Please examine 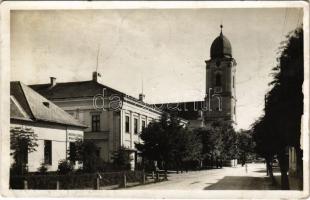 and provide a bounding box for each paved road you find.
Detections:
[128,163,280,190]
